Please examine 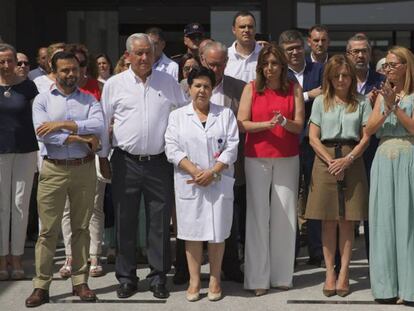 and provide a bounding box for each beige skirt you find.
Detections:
[305,144,368,221]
